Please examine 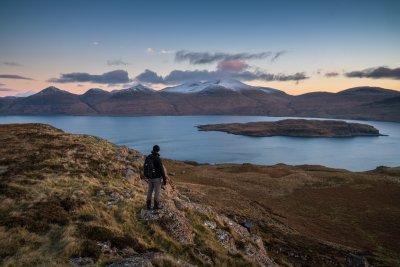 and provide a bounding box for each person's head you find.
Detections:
[152,145,160,153]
